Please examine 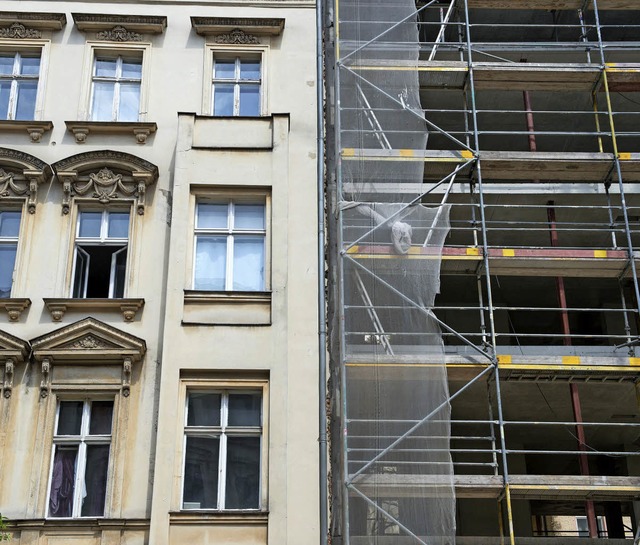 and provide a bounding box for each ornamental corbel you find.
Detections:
[24,171,44,214]
[3,358,15,398]
[58,172,76,215]
[40,357,51,398]
[122,357,132,397]
[132,172,153,215]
